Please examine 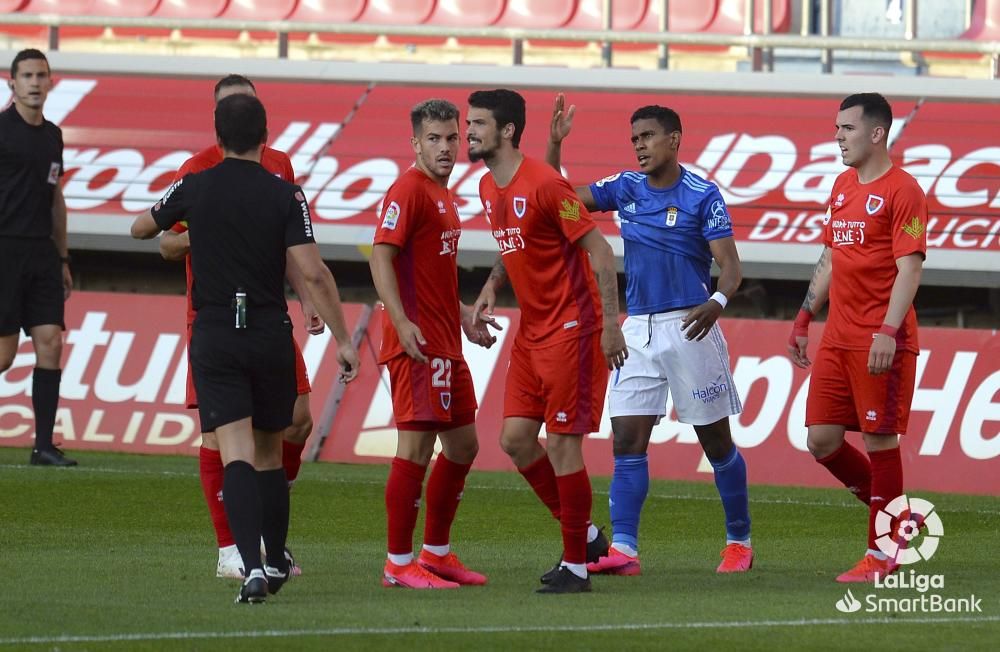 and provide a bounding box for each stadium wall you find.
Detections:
[0,292,997,495]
